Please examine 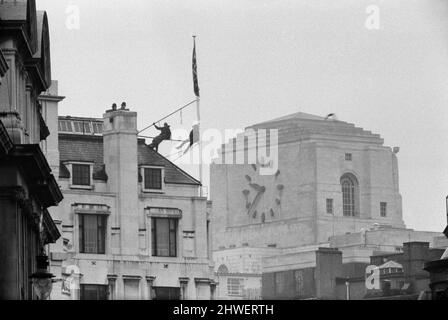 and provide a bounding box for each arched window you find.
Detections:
[341,173,359,217]
[217,264,229,274]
